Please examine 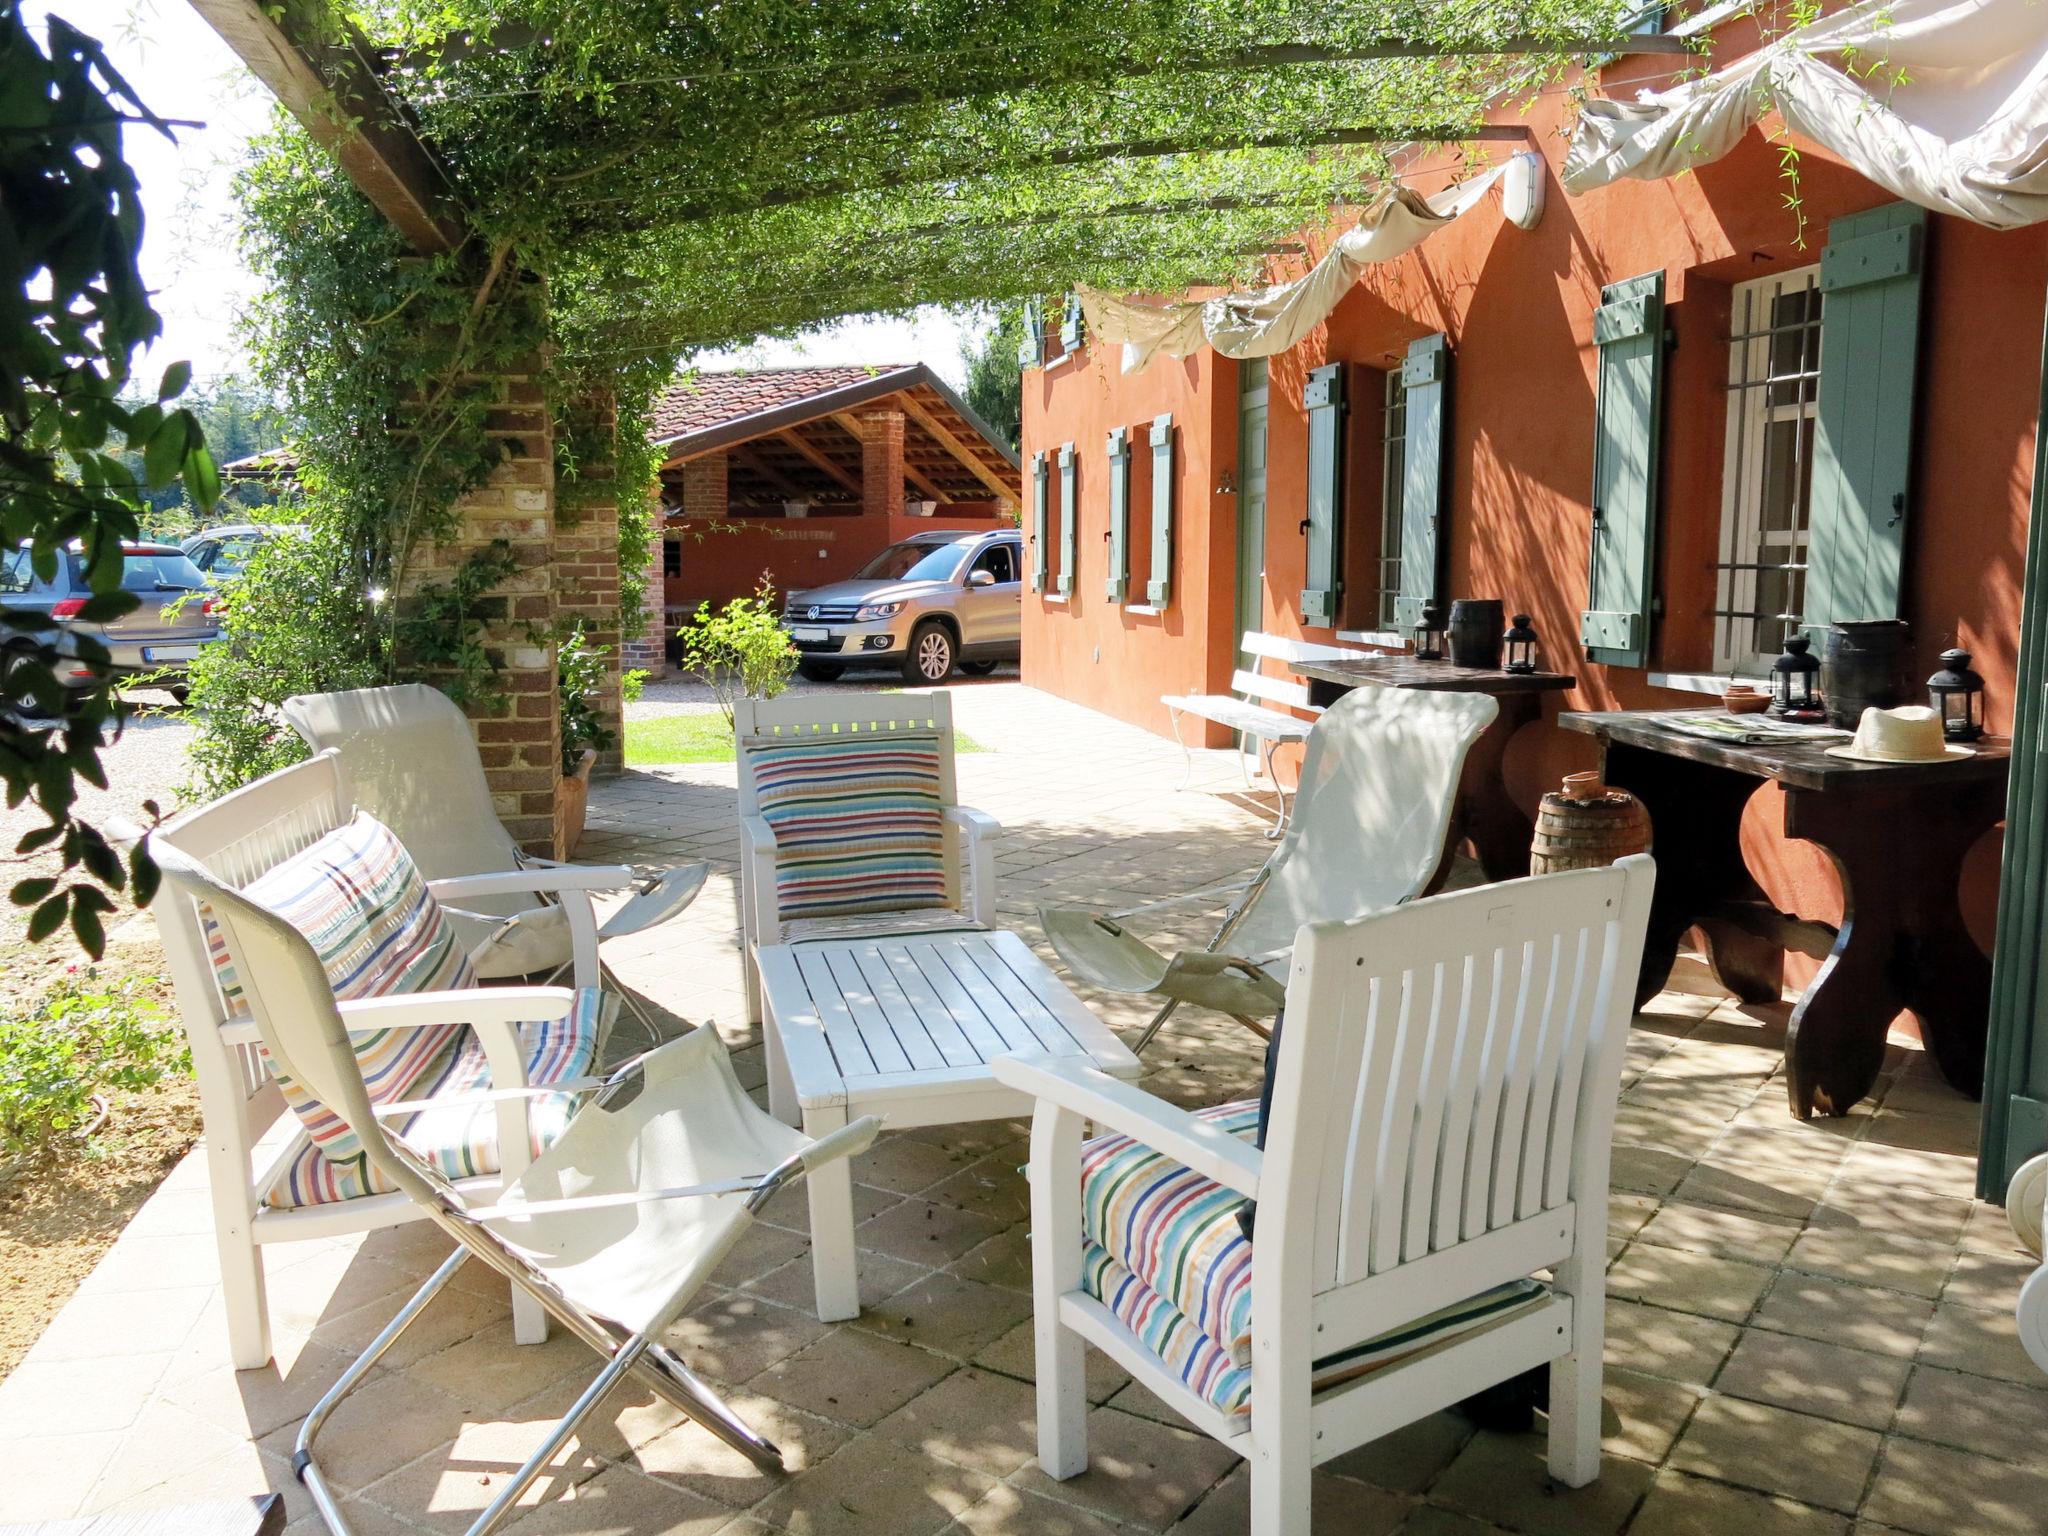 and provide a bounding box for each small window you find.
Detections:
[971,542,1016,584]
[1337,366,1405,633]
[662,539,682,577]
[187,540,219,571]
[0,550,30,594]
[1715,267,1823,673]
[1373,370,1407,631]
